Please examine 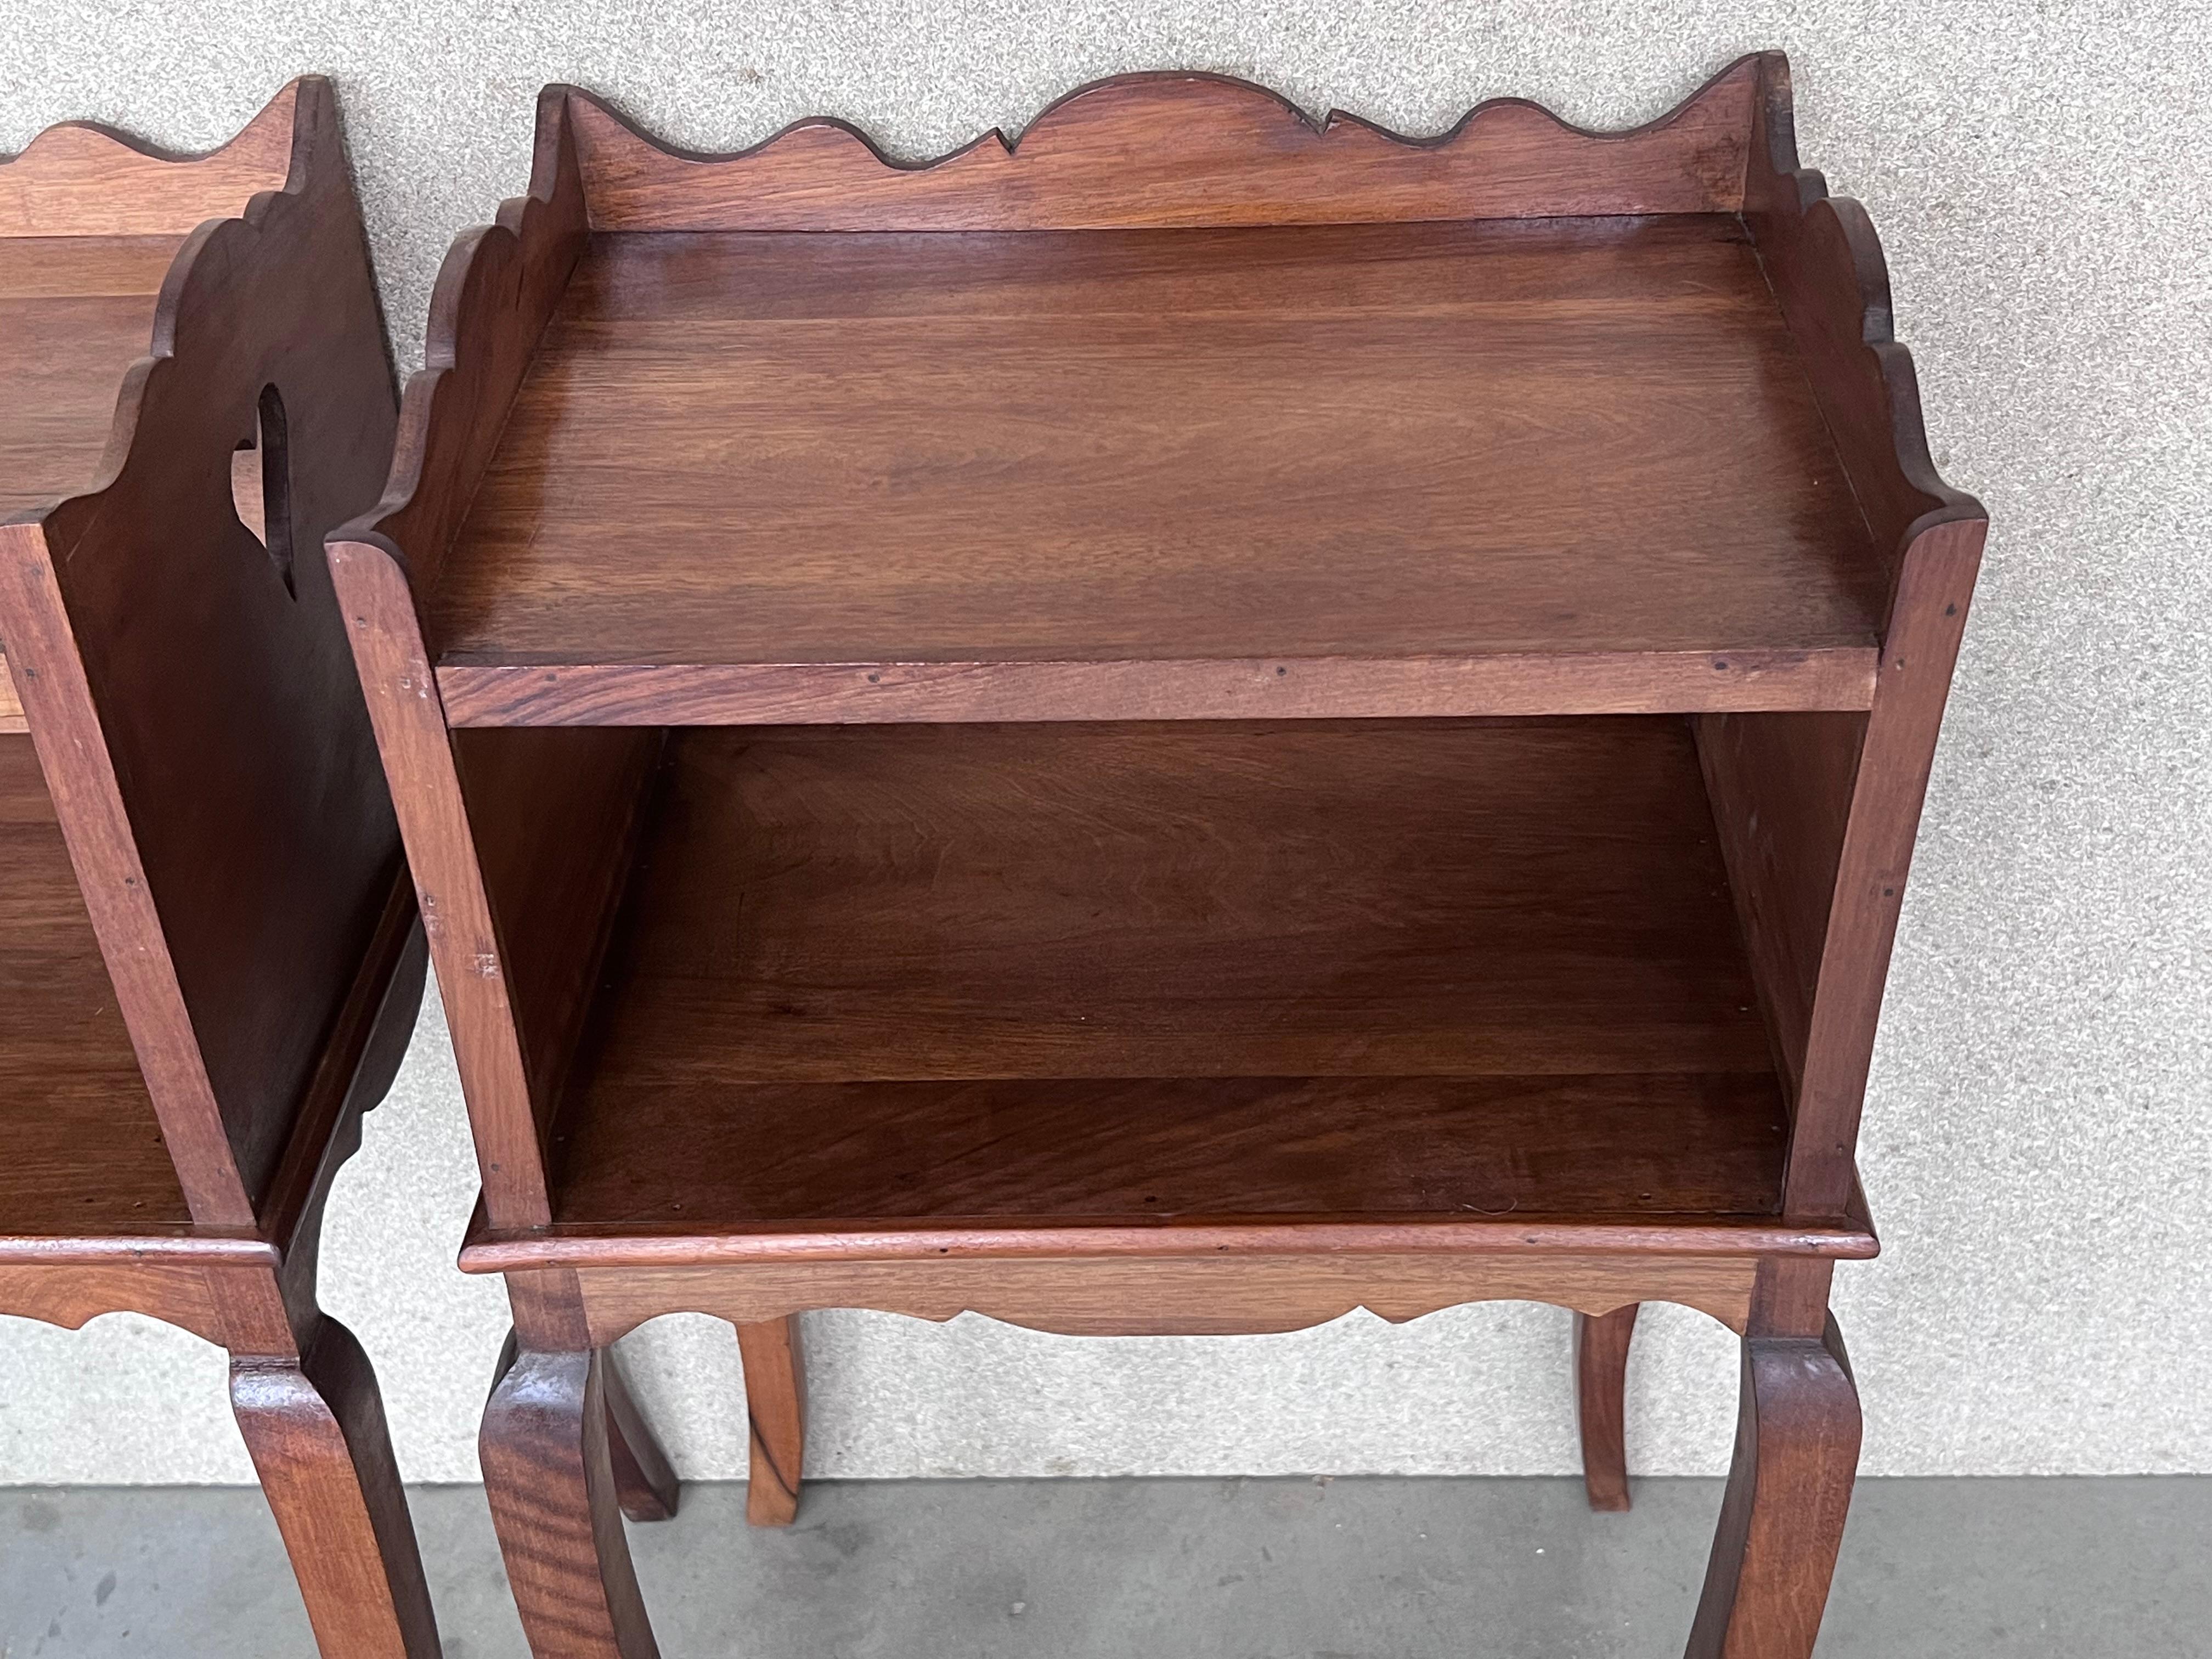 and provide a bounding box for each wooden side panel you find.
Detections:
[453,726,663,1139]
[21,80,404,1217]
[335,87,586,606]
[0,520,249,1221]
[326,90,595,1231]
[328,541,551,1226]
[1742,51,1984,591]
[1722,53,1987,1216]
[0,82,298,239]
[1785,522,1982,1214]
[1695,710,1864,1101]
[568,58,1760,232]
